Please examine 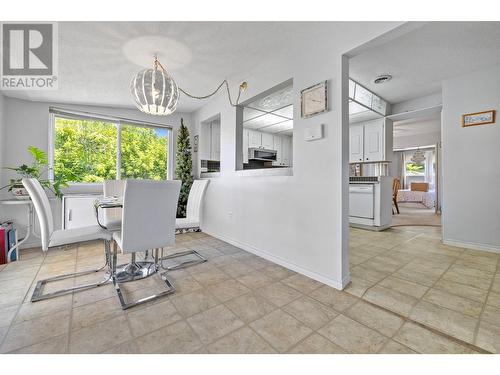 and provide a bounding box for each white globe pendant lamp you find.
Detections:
[131,56,247,116]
